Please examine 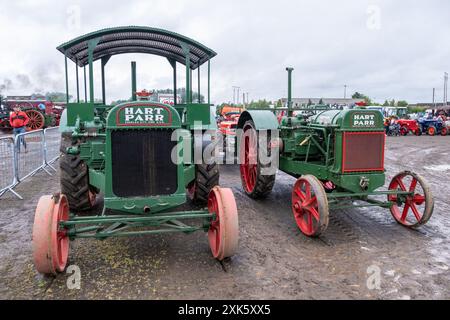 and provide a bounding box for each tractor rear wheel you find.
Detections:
[32,194,69,274]
[388,171,433,228]
[187,162,220,205]
[441,127,448,136]
[239,120,276,199]
[292,175,329,237]
[427,126,436,136]
[60,133,97,212]
[207,186,239,260]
